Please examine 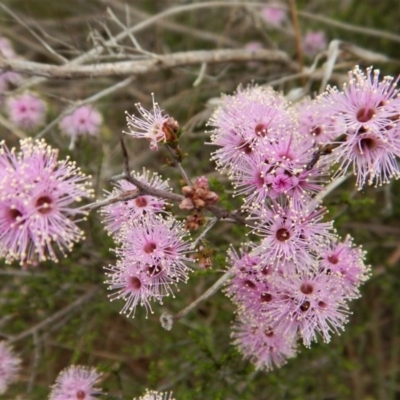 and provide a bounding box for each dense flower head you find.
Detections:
[319,66,400,187]
[232,316,297,371]
[105,214,192,316]
[5,92,47,130]
[49,365,102,400]
[319,235,370,298]
[0,138,93,265]
[125,94,177,151]
[303,30,327,56]
[0,342,21,395]
[262,271,349,346]
[208,84,292,173]
[101,169,170,236]
[59,105,103,139]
